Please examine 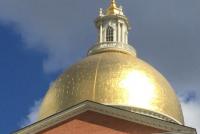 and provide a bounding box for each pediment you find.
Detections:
[14,101,196,134]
